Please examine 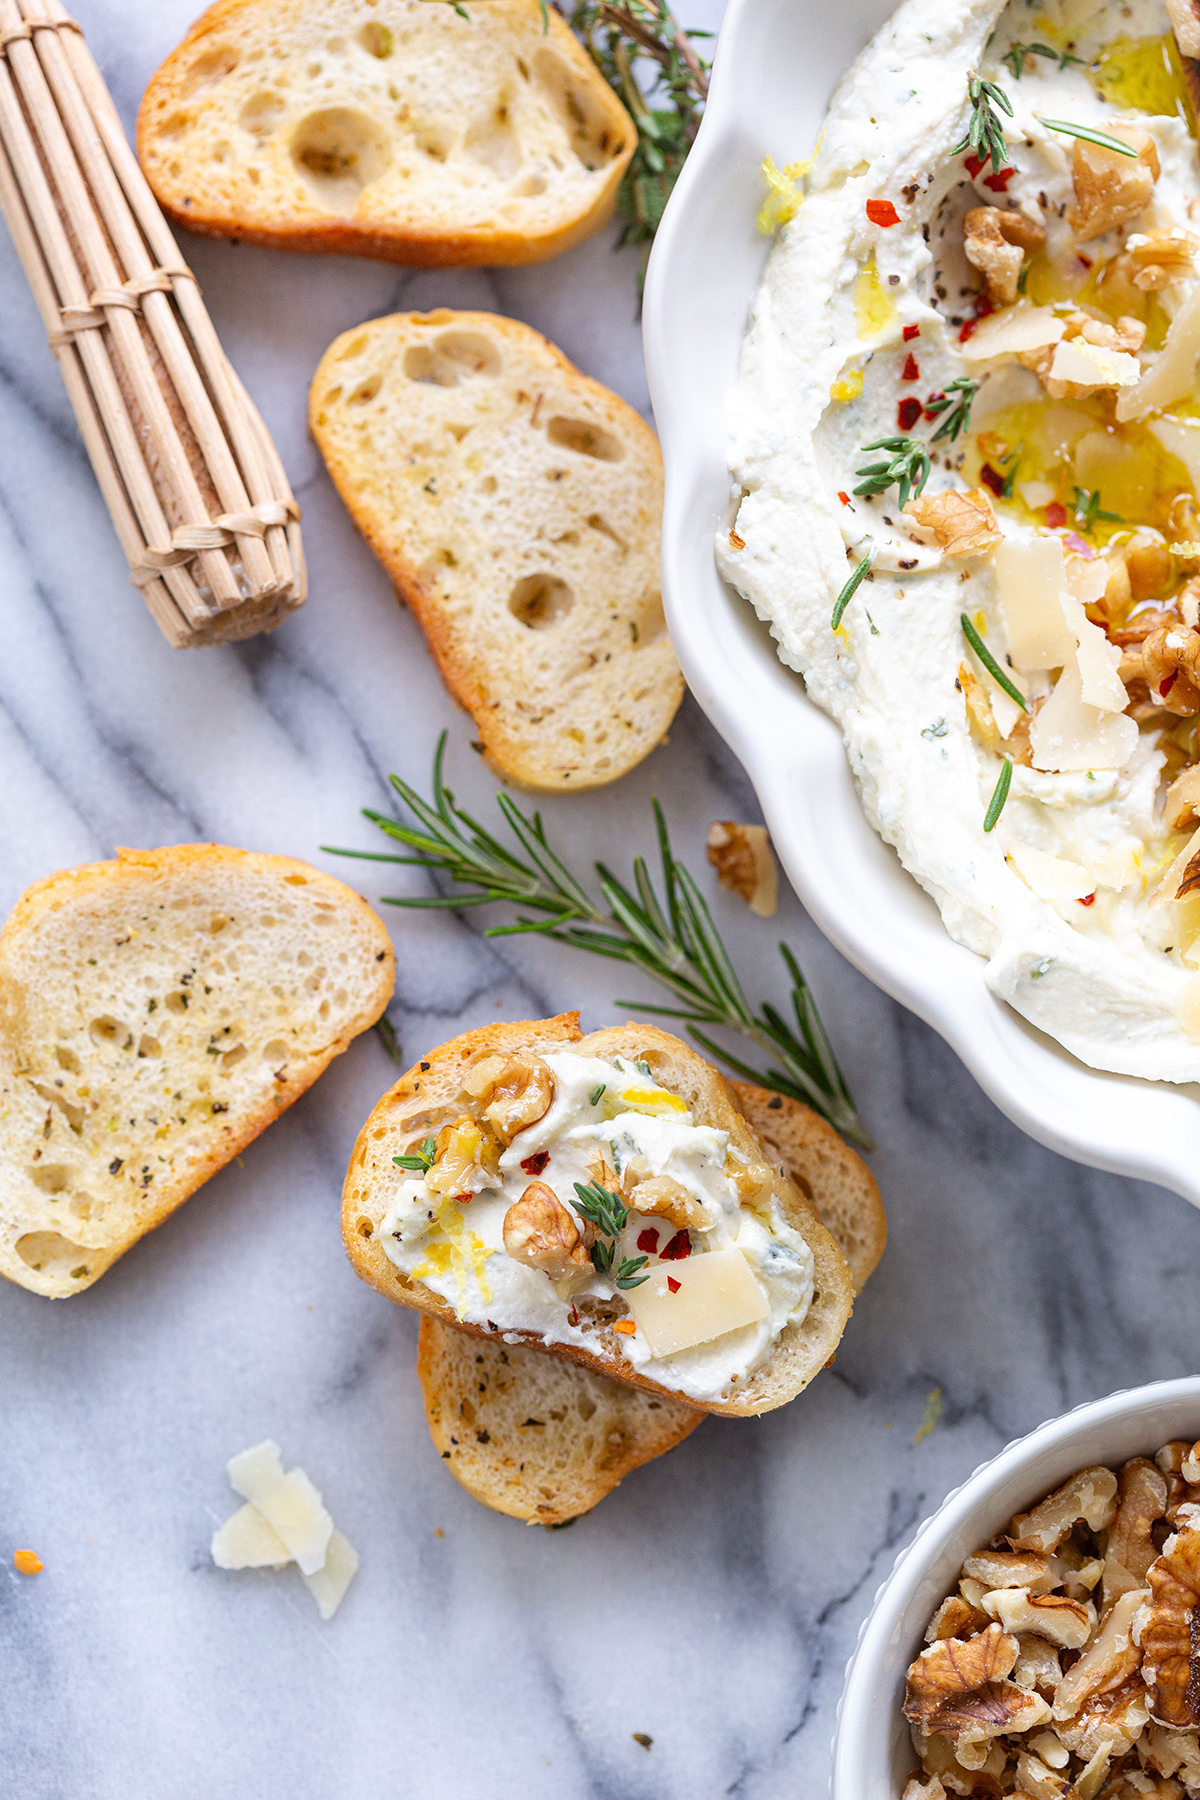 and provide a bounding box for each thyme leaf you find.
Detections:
[1002,41,1083,78]
[853,436,932,510]
[394,1136,437,1173]
[325,735,868,1147]
[573,1179,631,1240]
[1071,486,1123,531]
[926,376,980,445]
